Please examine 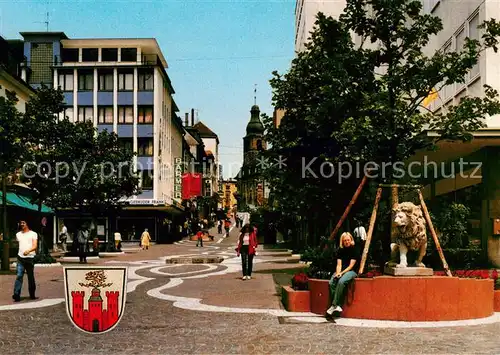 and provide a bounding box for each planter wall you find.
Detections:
[282,286,310,312]
[342,276,494,321]
[494,290,500,312]
[308,278,330,315]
